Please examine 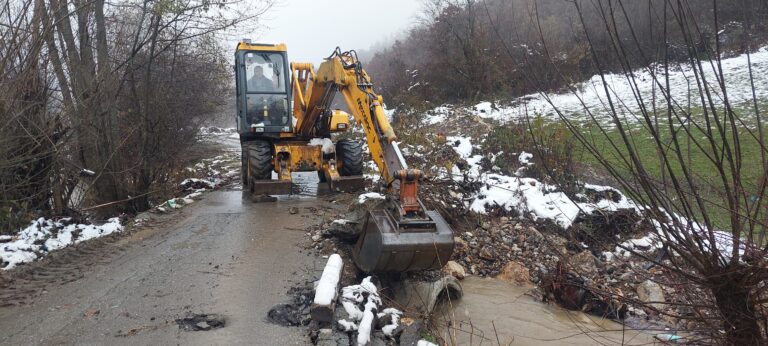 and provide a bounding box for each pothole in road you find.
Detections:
[175,313,226,331]
[267,285,314,327]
